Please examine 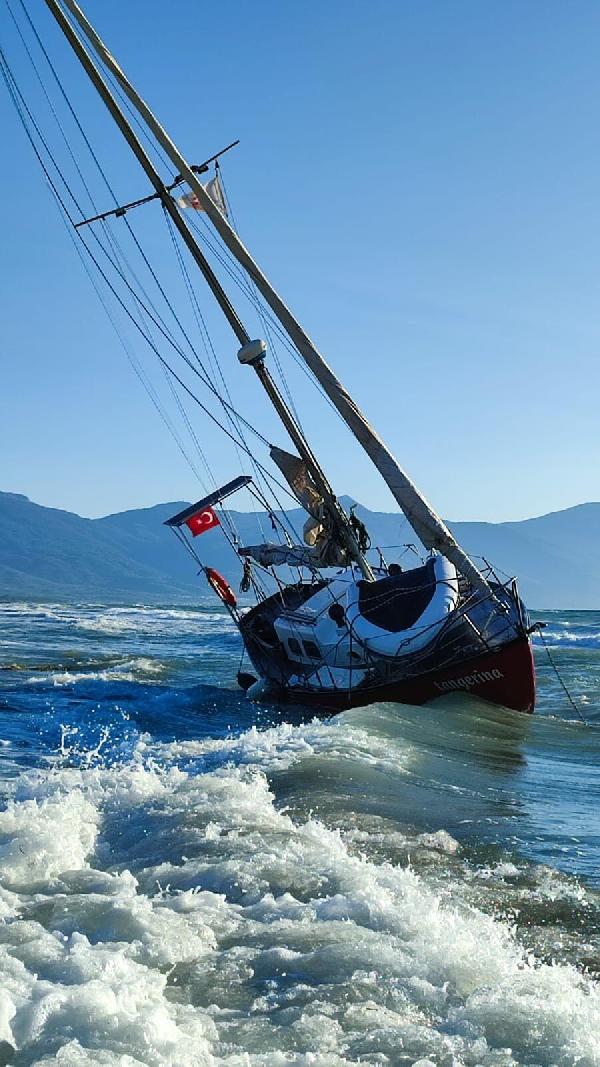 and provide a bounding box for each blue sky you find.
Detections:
[1,0,599,521]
